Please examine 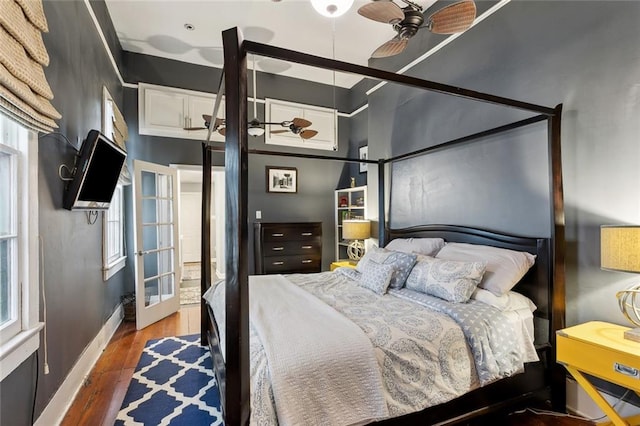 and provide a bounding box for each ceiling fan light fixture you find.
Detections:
[310,0,354,18]
[248,125,265,137]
